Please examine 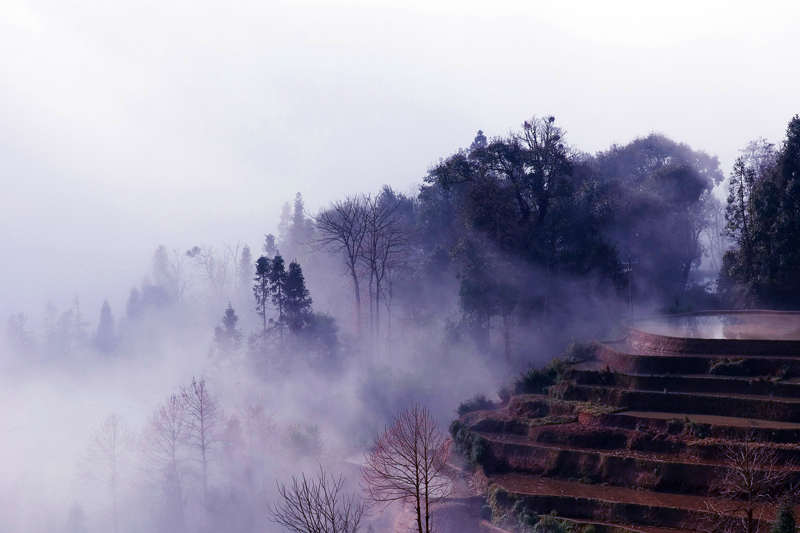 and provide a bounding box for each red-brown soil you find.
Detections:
[454,312,800,532]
